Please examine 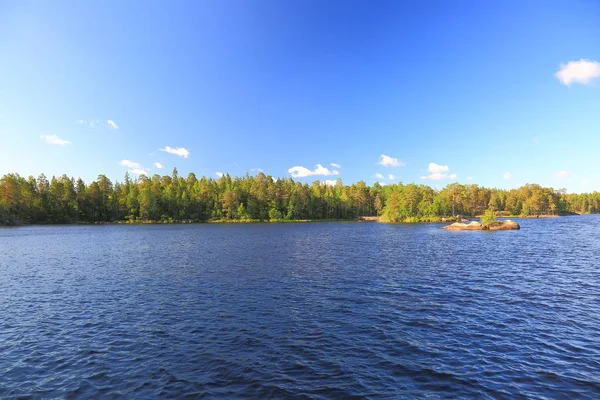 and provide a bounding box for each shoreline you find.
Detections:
[1,218,359,227]
[0,213,588,227]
